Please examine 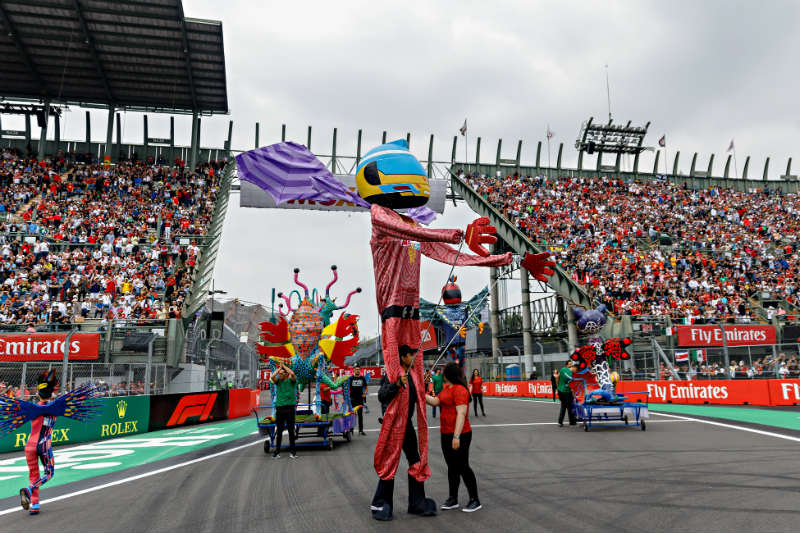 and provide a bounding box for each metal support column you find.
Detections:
[24,114,31,145]
[37,101,50,156]
[558,296,577,352]
[331,127,337,172]
[61,329,77,389]
[115,113,121,160]
[225,120,233,151]
[520,269,534,375]
[235,344,242,387]
[54,113,60,149]
[104,105,115,159]
[489,264,501,377]
[189,113,200,170]
[718,324,730,370]
[84,111,91,153]
[145,335,155,395]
